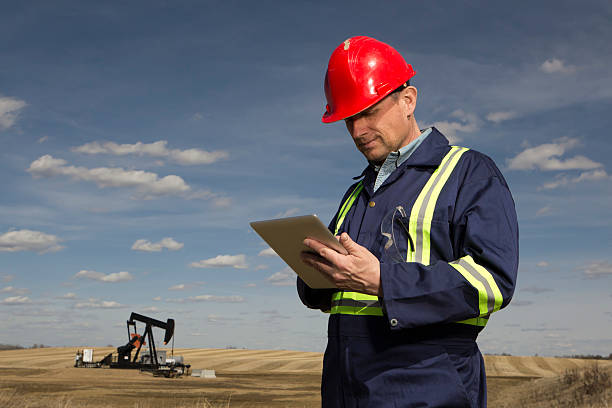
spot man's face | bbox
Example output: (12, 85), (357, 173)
(344, 90), (415, 164)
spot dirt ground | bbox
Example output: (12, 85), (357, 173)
(0, 347), (609, 407)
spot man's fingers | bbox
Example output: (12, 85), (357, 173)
(303, 237), (345, 264)
(301, 251), (337, 277)
(339, 233), (359, 254)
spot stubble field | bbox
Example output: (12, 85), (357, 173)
(0, 347), (610, 407)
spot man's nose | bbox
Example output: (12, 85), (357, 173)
(346, 116), (368, 137)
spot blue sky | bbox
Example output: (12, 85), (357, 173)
(1, 1), (611, 356)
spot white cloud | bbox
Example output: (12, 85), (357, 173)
(1, 296), (31, 305)
(536, 261), (549, 268)
(274, 208), (301, 218)
(189, 254), (247, 269)
(71, 140), (229, 165)
(132, 237), (184, 252)
(74, 298), (123, 309)
(141, 306), (159, 313)
(152, 296), (162, 301)
(258, 247), (278, 257)
(38, 136), (49, 143)
(507, 138), (603, 171)
(540, 58), (576, 74)
(58, 292), (77, 299)
(74, 270), (133, 283)
(266, 268), (294, 286)
(166, 295), (245, 303)
(27, 155), (191, 199)
(540, 169), (609, 190)
(486, 111), (517, 123)
(521, 286), (553, 294)
(0, 286), (28, 295)
(0, 229), (64, 253)
(429, 110), (480, 143)
(168, 284), (187, 291)
(535, 206), (554, 217)
(0, 96), (27, 130)
(577, 261), (612, 279)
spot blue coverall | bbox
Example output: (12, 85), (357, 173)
(298, 128), (519, 407)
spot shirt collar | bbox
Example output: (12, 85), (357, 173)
(353, 127), (450, 180)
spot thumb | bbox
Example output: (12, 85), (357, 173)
(339, 233), (359, 254)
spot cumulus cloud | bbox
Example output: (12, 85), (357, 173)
(189, 254), (247, 269)
(74, 298), (123, 309)
(274, 208), (301, 218)
(58, 292), (77, 299)
(0, 96), (27, 130)
(540, 58), (576, 74)
(429, 110), (480, 143)
(72, 140), (229, 165)
(27, 155), (191, 199)
(486, 111), (517, 123)
(74, 270), (133, 283)
(577, 261), (612, 279)
(168, 284), (187, 291)
(0, 229), (64, 253)
(132, 237), (184, 252)
(521, 286), (554, 294)
(258, 247), (278, 257)
(535, 206), (554, 217)
(507, 138), (603, 171)
(0, 286), (28, 295)
(266, 268), (294, 286)
(1, 296), (31, 305)
(166, 295), (245, 303)
(540, 169), (609, 190)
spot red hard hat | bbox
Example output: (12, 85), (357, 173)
(322, 36), (416, 123)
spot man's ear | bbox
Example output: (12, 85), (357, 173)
(401, 86), (418, 116)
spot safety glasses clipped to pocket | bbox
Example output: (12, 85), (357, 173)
(380, 205), (414, 263)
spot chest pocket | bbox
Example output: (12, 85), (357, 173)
(330, 146), (469, 317)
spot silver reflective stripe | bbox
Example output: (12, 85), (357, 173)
(331, 299), (382, 309)
(452, 258), (495, 314)
(414, 147), (464, 263)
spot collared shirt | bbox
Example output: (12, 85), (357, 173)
(373, 128), (432, 192)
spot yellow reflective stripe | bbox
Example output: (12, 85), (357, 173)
(450, 255), (503, 316)
(334, 181), (364, 235)
(449, 261), (489, 316)
(330, 305), (384, 316)
(332, 291), (378, 301)
(462, 256), (503, 313)
(420, 147), (468, 265)
(408, 146), (466, 263)
(456, 317), (488, 327)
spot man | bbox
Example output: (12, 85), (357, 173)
(297, 36), (518, 407)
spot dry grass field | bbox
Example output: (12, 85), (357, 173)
(0, 347), (610, 407)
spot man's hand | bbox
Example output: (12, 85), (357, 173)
(300, 232), (381, 296)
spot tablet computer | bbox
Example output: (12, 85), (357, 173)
(250, 215), (346, 289)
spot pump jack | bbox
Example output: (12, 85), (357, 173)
(75, 312), (190, 378)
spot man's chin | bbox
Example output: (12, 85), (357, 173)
(362, 150), (386, 164)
